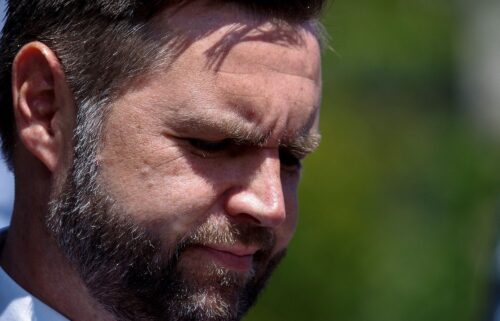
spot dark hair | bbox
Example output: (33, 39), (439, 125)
(0, 0), (326, 170)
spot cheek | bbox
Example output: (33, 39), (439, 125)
(98, 135), (222, 245)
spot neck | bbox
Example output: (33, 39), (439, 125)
(0, 166), (116, 321)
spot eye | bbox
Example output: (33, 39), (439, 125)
(279, 147), (302, 171)
(187, 138), (231, 154)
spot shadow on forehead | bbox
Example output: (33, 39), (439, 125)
(150, 2), (319, 72)
(204, 22), (308, 71)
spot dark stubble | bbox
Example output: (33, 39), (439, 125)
(45, 104), (286, 321)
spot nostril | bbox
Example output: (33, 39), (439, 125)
(237, 213), (261, 225)
(224, 185), (286, 228)
(223, 149), (286, 227)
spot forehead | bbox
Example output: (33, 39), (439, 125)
(121, 2), (322, 142)
(151, 2), (322, 76)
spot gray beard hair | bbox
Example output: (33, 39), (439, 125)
(45, 99), (286, 321)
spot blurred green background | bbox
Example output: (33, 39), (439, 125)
(245, 1), (500, 321)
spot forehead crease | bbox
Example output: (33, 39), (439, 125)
(217, 67), (319, 84)
(214, 73), (320, 115)
(211, 31), (320, 77)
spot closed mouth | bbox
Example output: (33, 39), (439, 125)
(191, 244), (260, 272)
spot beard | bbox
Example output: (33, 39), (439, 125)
(45, 117), (286, 321)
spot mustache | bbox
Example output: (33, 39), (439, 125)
(178, 217), (276, 258)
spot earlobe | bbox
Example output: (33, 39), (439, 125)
(12, 42), (73, 172)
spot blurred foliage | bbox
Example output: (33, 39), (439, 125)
(244, 0), (500, 320)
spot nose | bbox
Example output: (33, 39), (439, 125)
(224, 148), (286, 228)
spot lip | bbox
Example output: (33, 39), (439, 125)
(204, 244), (259, 257)
(196, 244), (259, 272)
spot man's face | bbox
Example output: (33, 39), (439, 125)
(48, 3), (321, 321)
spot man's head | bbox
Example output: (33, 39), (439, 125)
(0, 1), (324, 320)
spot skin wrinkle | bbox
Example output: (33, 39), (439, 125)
(98, 142), (181, 164)
(217, 91), (320, 121)
(163, 105), (320, 147)
(216, 68), (319, 82)
(215, 72), (319, 90)
(0, 2), (322, 321)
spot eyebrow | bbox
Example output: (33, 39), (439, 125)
(281, 132), (322, 158)
(171, 111), (321, 157)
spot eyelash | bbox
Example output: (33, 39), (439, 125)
(187, 138), (303, 170)
(187, 138), (231, 153)
(279, 147), (302, 170)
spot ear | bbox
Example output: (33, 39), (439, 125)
(12, 41), (75, 172)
